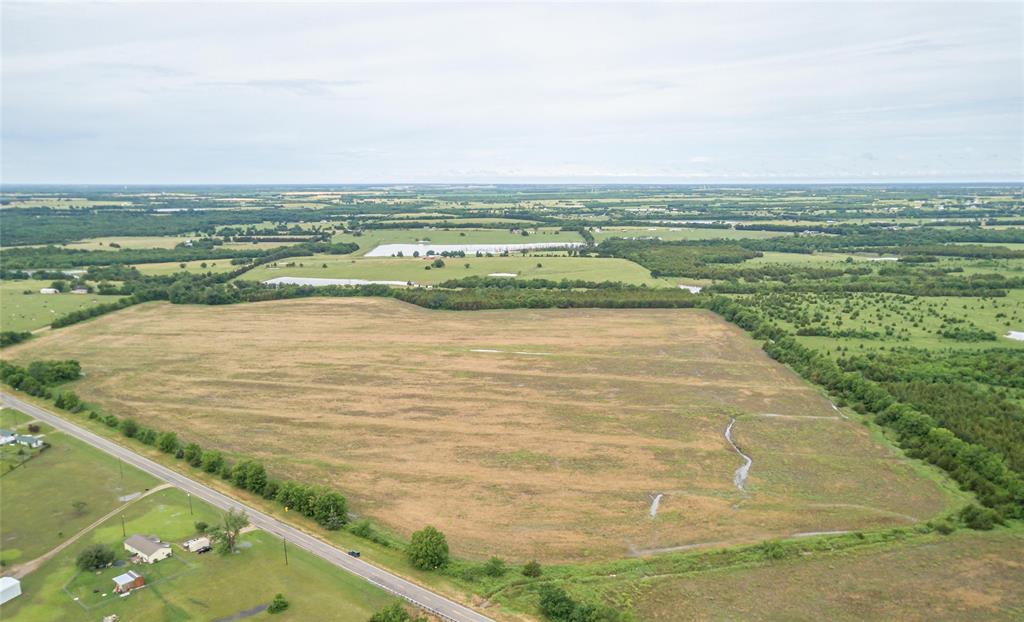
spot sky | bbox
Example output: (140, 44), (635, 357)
(2, 2), (1022, 184)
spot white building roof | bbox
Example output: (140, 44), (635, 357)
(113, 571), (141, 586)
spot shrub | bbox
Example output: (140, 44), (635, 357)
(156, 431), (179, 454)
(194, 521), (209, 533)
(522, 560), (543, 577)
(369, 602), (427, 622)
(103, 414), (119, 428)
(120, 418), (140, 438)
(267, 593), (289, 614)
(756, 539), (788, 561)
(54, 391), (82, 412)
(538, 584), (575, 621)
(960, 504), (1002, 530)
(183, 442), (203, 467)
(483, 556), (507, 577)
(406, 526), (449, 570)
(201, 450), (224, 473)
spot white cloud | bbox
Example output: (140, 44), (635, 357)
(2, 2), (1021, 183)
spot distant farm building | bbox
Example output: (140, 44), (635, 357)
(0, 429), (15, 445)
(0, 577), (22, 605)
(70, 287), (89, 294)
(112, 570), (144, 594)
(182, 536), (211, 553)
(124, 535), (172, 564)
(38, 288), (59, 295)
(15, 435), (43, 449)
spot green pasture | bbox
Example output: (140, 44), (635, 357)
(746, 290), (1024, 352)
(63, 237), (193, 251)
(592, 226), (782, 242)
(245, 253), (673, 287)
(0, 430), (157, 564)
(331, 227), (583, 255)
(0, 281), (125, 332)
(134, 260), (239, 276)
(4, 488), (395, 622)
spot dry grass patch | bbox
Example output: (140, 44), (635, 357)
(6, 299), (952, 561)
(634, 529), (1024, 621)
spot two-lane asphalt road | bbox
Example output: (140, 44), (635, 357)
(0, 392), (494, 622)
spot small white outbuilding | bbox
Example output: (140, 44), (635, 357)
(0, 576), (22, 605)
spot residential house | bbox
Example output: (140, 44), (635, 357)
(0, 429), (15, 445)
(15, 435), (43, 449)
(112, 571), (144, 594)
(123, 535), (172, 564)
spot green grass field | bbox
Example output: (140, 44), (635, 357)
(134, 260), (239, 276)
(0, 281), (125, 332)
(0, 423), (400, 622)
(0, 430), (157, 564)
(247, 253), (674, 287)
(332, 227), (583, 256)
(63, 236), (193, 251)
(3, 488), (397, 622)
(592, 226), (783, 242)
(746, 290), (1024, 352)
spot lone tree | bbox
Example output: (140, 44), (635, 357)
(76, 544), (115, 570)
(210, 508), (250, 554)
(406, 526), (449, 570)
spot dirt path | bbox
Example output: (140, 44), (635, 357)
(4, 482), (172, 579)
(724, 418), (752, 491)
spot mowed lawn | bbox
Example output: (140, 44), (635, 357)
(5, 299), (955, 562)
(0, 430), (157, 565)
(0, 438), (399, 621)
(0, 281), (124, 332)
(632, 527), (1024, 621)
(247, 253), (673, 287)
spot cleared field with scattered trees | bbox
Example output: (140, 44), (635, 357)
(6, 298), (954, 562)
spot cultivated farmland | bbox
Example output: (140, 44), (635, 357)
(6, 298), (954, 561)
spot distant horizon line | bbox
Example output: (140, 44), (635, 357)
(2, 180), (1022, 188)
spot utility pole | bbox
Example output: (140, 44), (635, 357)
(119, 458), (123, 481)
(187, 493), (193, 516)
(283, 538), (288, 565)
(120, 514), (126, 538)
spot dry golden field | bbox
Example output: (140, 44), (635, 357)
(633, 529), (1024, 621)
(6, 299), (953, 561)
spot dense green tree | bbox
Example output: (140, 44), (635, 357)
(406, 526), (449, 570)
(76, 544), (115, 570)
